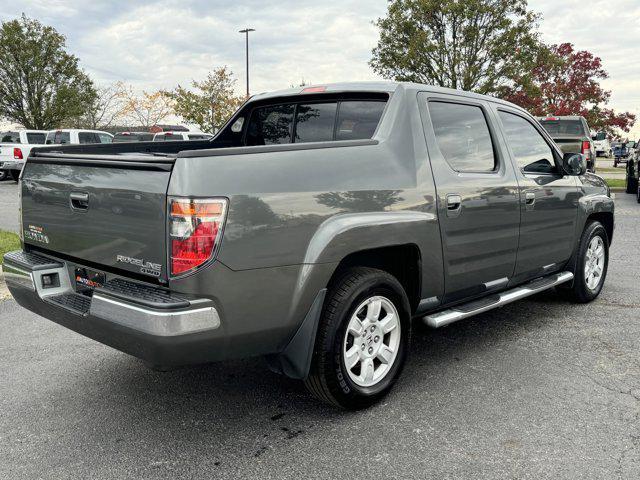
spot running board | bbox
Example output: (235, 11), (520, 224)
(423, 271), (574, 329)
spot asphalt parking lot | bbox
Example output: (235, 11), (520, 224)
(1, 183), (639, 479)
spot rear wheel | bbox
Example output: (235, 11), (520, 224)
(614, 159), (619, 168)
(10, 170), (19, 182)
(0, 171), (6, 181)
(304, 267), (410, 409)
(561, 222), (609, 303)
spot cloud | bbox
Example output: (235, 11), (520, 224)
(2, 0), (638, 136)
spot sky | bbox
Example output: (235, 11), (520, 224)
(1, 0), (639, 136)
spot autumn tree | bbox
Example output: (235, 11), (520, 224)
(370, 0), (541, 94)
(0, 14), (96, 129)
(120, 85), (174, 128)
(71, 82), (128, 129)
(165, 67), (243, 133)
(501, 43), (636, 134)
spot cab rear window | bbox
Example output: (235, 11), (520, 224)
(244, 98), (387, 146)
(539, 120), (584, 135)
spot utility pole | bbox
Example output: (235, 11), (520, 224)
(239, 28), (255, 97)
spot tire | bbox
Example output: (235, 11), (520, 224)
(614, 160), (618, 168)
(304, 267), (411, 409)
(637, 185), (640, 204)
(561, 221), (609, 303)
(10, 170), (19, 182)
(0, 171), (6, 181)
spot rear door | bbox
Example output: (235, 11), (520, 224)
(420, 94), (520, 303)
(496, 108), (578, 284)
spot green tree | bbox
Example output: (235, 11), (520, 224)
(370, 0), (541, 94)
(166, 67), (243, 134)
(0, 14), (96, 129)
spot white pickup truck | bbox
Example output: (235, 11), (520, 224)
(593, 131), (612, 158)
(45, 129), (114, 146)
(152, 131), (214, 141)
(0, 130), (47, 181)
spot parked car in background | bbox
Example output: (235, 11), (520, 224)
(152, 131), (213, 141)
(538, 116), (596, 172)
(4, 82), (614, 409)
(0, 129), (47, 181)
(593, 131), (611, 157)
(613, 142), (630, 167)
(45, 129), (114, 145)
(113, 131), (154, 143)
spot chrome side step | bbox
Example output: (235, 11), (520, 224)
(423, 271), (574, 329)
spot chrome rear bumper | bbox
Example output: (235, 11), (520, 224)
(3, 250), (223, 366)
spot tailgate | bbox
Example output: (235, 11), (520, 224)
(552, 136), (583, 154)
(21, 153), (175, 282)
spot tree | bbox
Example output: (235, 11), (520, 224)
(120, 85), (174, 128)
(0, 14), (96, 129)
(501, 43), (636, 134)
(71, 82), (127, 129)
(166, 67), (243, 133)
(370, 0), (541, 95)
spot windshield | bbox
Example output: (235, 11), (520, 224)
(539, 120), (584, 136)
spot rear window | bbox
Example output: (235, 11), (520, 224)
(114, 133), (154, 142)
(187, 134), (212, 140)
(595, 132), (606, 141)
(539, 120), (584, 135)
(294, 103), (337, 143)
(154, 134), (183, 142)
(46, 131), (71, 144)
(245, 99), (386, 146)
(336, 101), (386, 141)
(0, 131), (20, 143)
(26, 133), (46, 144)
(429, 101), (496, 172)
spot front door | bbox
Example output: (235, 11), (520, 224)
(495, 108), (579, 284)
(420, 94), (521, 304)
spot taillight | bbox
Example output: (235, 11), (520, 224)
(13, 147), (23, 160)
(581, 141), (591, 154)
(169, 198), (227, 276)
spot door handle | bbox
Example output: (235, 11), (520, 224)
(525, 191), (536, 210)
(446, 194), (462, 217)
(70, 192), (89, 211)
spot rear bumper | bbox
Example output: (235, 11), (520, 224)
(2, 251), (227, 366)
(0, 161), (23, 171)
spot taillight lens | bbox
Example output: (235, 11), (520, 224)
(13, 147), (23, 160)
(169, 198), (227, 276)
(581, 141), (591, 155)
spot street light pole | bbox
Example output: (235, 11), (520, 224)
(239, 28), (255, 97)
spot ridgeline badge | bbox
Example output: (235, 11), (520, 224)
(116, 255), (162, 277)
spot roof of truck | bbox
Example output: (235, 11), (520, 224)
(249, 81), (529, 113)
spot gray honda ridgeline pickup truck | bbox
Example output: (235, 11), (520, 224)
(4, 82), (614, 409)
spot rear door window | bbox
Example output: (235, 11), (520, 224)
(246, 104), (295, 145)
(336, 101), (386, 140)
(294, 103), (337, 143)
(46, 131), (71, 144)
(499, 111), (557, 174)
(1, 131), (20, 143)
(79, 132), (98, 144)
(26, 133), (46, 144)
(429, 101), (496, 172)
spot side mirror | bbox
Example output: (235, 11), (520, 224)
(562, 153), (587, 176)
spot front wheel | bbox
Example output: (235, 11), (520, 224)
(561, 222), (609, 303)
(304, 267), (410, 409)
